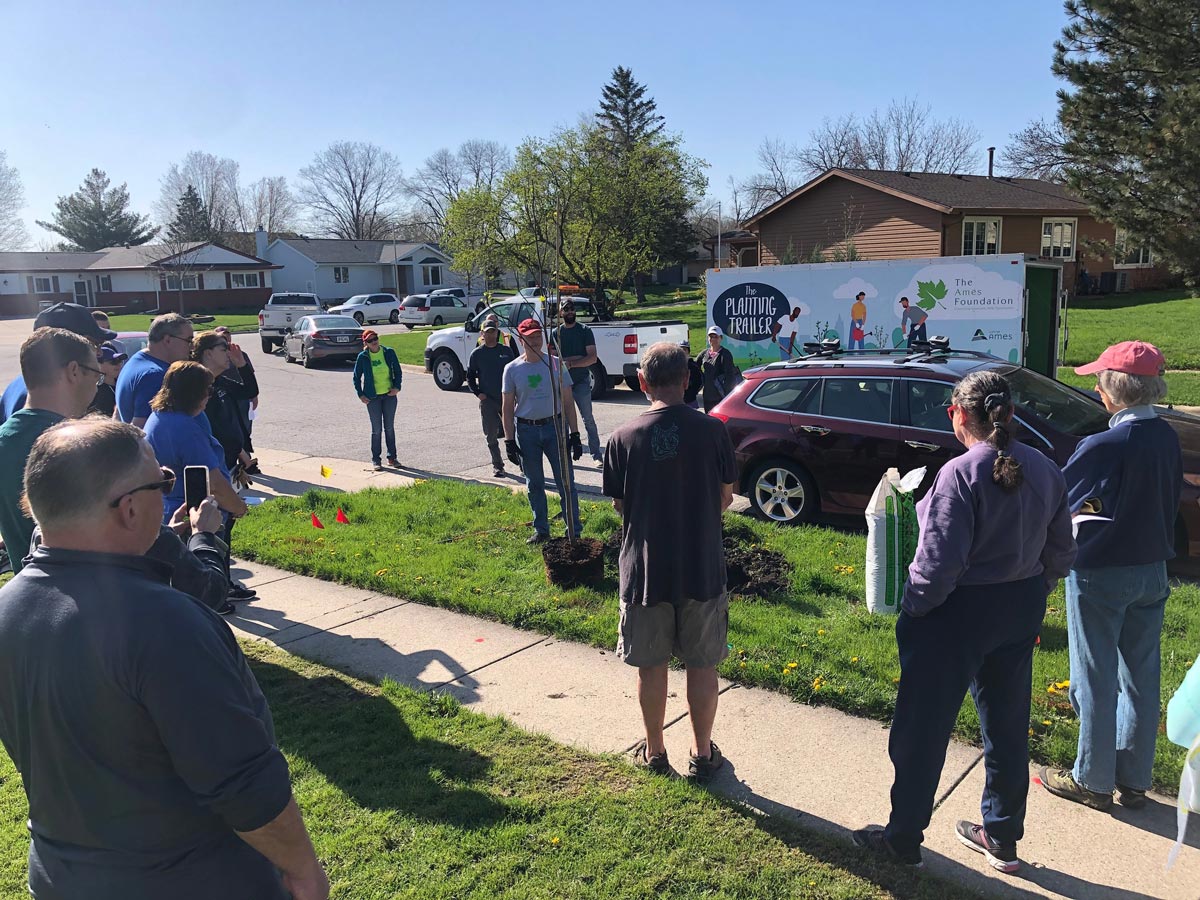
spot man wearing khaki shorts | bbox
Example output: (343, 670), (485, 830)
(602, 342), (736, 782)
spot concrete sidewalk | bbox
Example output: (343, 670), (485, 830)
(228, 559), (1200, 900)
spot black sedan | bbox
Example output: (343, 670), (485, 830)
(282, 315), (363, 368)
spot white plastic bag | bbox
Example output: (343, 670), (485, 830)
(864, 467), (925, 615)
(1167, 735), (1200, 870)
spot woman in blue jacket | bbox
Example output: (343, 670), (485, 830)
(352, 330), (403, 470)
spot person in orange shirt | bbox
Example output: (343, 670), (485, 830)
(849, 291), (868, 350)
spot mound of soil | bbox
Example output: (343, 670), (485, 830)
(543, 537), (605, 588)
(723, 537), (793, 598)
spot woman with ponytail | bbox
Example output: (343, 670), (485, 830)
(854, 370), (1076, 874)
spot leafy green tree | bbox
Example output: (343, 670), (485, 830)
(36, 168), (158, 251)
(1054, 0), (1200, 284)
(165, 184), (213, 242)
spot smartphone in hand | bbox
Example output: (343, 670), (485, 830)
(183, 466), (210, 511)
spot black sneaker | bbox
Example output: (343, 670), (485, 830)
(1115, 784), (1148, 809)
(631, 741), (678, 779)
(228, 582), (257, 601)
(493, 467), (506, 478)
(955, 821), (1019, 874)
(687, 741), (725, 784)
(216, 601), (236, 616)
(851, 826), (923, 868)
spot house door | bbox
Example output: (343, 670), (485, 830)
(73, 280), (93, 307)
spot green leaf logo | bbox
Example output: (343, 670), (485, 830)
(916, 279), (947, 311)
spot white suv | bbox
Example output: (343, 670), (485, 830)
(326, 293), (401, 325)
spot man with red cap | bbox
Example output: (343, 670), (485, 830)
(1040, 341), (1183, 812)
(501, 317), (583, 544)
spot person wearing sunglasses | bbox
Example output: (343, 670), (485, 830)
(115, 312), (195, 428)
(0, 328), (101, 575)
(854, 370), (1075, 874)
(352, 329), (403, 471)
(0, 418), (328, 900)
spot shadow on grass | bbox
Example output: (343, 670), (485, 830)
(249, 656), (507, 829)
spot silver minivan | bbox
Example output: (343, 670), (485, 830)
(398, 293), (472, 328)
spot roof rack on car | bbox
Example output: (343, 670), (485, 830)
(895, 336), (1000, 365)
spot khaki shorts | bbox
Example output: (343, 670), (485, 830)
(617, 594), (730, 669)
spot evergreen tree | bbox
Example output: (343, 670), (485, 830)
(1054, 0), (1200, 284)
(166, 184), (213, 242)
(596, 66), (664, 151)
(36, 168), (158, 251)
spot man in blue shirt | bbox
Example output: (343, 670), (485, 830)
(116, 313), (195, 427)
(0, 302), (115, 425)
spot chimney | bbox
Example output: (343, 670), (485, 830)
(255, 224), (267, 259)
(987, 147), (996, 179)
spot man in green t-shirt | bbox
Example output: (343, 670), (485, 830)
(0, 328), (101, 574)
(551, 300), (602, 463)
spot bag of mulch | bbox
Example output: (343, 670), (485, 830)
(864, 467), (925, 615)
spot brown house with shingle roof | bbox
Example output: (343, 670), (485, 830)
(741, 169), (1168, 295)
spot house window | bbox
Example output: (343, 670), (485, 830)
(1115, 228), (1152, 268)
(96, 275), (112, 292)
(33, 277), (54, 293)
(166, 274), (198, 291)
(333, 266), (350, 284)
(421, 265), (442, 286)
(962, 217), (1002, 256)
(1041, 218), (1077, 261)
(231, 272), (261, 288)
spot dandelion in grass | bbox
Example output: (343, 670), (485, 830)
(1042, 719), (1052, 726)
(1055, 679), (1070, 690)
(850, 657), (859, 663)
(374, 568), (389, 577)
(892, 676), (900, 683)
(817, 629), (826, 636)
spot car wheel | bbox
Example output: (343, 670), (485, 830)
(302, 347), (314, 369)
(404, 324), (414, 330)
(389, 309), (399, 324)
(261, 337), (274, 354)
(589, 363), (608, 400)
(624, 375), (643, 394)
(432, 351), (464, 391)
(433, 315), (444, 326)
(748, 460), (817, 525)
(283, 342), (294, 364)
(353, 312), (364, 325)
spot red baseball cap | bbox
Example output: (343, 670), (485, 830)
(516, 318), (543, 337)
(361, 329), (379, 343)
(1074, 340), (1165, 377)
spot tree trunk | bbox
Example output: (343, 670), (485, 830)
(634, 272), (647, 304)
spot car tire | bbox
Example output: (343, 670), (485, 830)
(302, 347), (314, 369)
(589, 363), (608, 400)
(389, 309), (399, 324)
(747, 459), (818, 525)
(433, 315), (444, 326)
(624, 375), (643, 394)
(404, 324), (414, 330)
(261, 337), (274, 354)
(283, 342), (294, 364)
(432, 351), (464, 391)
(353, 312), (364, 325)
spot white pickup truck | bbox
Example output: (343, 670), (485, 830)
(258, 292), (324, 353)
(424, 296), (689, 399)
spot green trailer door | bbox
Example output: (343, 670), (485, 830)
(1024, 266), (1060, 377)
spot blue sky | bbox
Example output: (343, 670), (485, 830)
(2, 0), (1069, 242)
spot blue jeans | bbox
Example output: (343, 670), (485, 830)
(366, 394), (397, 464)
(570, 380), (602, 460)
(517, 420), (581, 538)
(1067, 562), (1169, 793)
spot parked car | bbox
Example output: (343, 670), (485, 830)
(258, 292), (323, 353)
(326, 293), (401, 325)
(710, 344), (1200, 565)
(282, 315), (363, 368)
(114, 331), (149, 356)
(423, 297), (688, 399)
(398, 292), (472, 328)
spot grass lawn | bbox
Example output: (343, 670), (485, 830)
(0, 643), (973, 899)
(617, 300), (708, 351)
(1058, 368), (1200, 408)
(235, 481), (1198, 792)
(107, 313), (261, 334)
(378, 324), (458, 368)
(1064, 291), (1200, 371)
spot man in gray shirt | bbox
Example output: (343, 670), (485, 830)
(899, 296), (929, 346)
(502, 317), (583, 544)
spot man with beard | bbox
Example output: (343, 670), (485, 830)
(551, 299), (603, 463)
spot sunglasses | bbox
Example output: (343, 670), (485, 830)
(108, 466), (176, 508)
(77, 362), (103, 378)
(365, 338), (379, 344)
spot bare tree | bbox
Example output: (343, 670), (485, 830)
(459, 139), (510, 192)
(403, 140), (511, 241)
(794, 115), (864, 176)
(1000, 118), (1070, 182)
(236, 176), (298, 234)
(297, 141), (405, 240)
(737, 137), (804, 216)
(155, 152), (241, 233)
(0, 151), (29, 250)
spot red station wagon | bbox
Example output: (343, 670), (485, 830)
(710, 342), (1200, 566)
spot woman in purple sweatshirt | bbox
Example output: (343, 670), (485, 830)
(854, 370), (1076, 874)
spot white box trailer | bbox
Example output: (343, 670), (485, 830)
(705, 253), (1065, 377)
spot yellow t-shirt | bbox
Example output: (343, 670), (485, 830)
(851, 299), (866, 323)
(369, 350), (392, 395)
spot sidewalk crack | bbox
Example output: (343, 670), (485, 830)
(424, 636), (551, 691)
(275, 600), (411, 647)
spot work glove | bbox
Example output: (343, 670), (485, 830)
(569, 431), (583, 461)
(505, 439), (522, 467)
